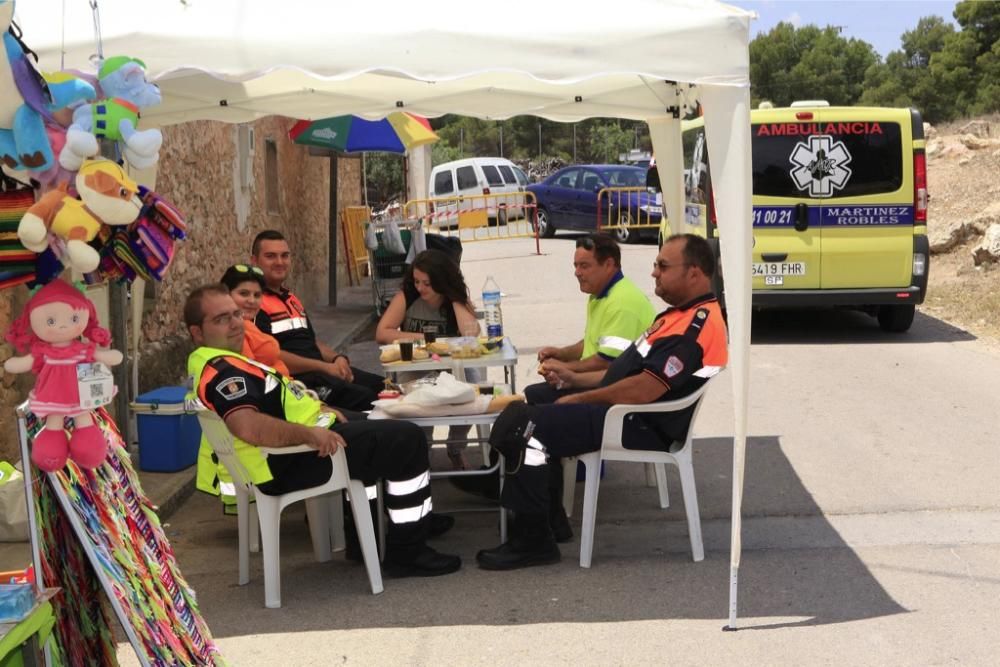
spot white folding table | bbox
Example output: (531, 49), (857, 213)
(368, 408), (507, 541)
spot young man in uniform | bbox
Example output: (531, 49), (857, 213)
(185, 284), (461, 577)
(476, 234), (728, 570)
(251, 230), (384, 412)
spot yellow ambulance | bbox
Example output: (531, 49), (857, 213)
(656, 102), (929, 332)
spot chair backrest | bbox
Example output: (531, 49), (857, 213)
(340, 206), (372, 284)
(601, 374), (720, 453)
(196, 411), (256, 491)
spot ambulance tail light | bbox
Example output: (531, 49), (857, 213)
(914, 151), (928, 223)
(912, 252), (927, 277)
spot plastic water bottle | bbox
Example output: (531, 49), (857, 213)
(482, 275), (504, 339)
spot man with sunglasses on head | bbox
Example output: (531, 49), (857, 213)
(251, 230), (384, 412)
(531, 233), (655, 403)
(185, 284), (461, 577)
(476, 234), (727, 570)
(514, 233), (655, 541)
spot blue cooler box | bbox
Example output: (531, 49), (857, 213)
(132, 386), (201, 472)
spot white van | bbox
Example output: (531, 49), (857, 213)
(428, 157), (528, 227)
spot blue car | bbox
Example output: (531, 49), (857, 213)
(526, 164), (661, 243)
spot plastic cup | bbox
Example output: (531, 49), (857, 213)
(399, 341), (414, 362)
(423, 326), (438, 343)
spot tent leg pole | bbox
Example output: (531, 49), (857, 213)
(724, 565), (739, 631)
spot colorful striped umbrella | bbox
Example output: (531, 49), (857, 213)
(288, 112), (438, 154)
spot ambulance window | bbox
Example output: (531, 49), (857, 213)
(498, 165), (517, 184)
(482, 165), (504, 186)
(752, 122), (904, 198)
(434, 170), (455, 195)
(456, 166), (478, 190)
(512, 167), (529, 185)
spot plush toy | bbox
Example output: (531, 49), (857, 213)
(18, 158), (143, 273)
(0, 2), (95, 173)
(3, 279), (123, 471)
(60, 56), (163, 171)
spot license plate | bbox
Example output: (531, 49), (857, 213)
(753, 262), (806, 277)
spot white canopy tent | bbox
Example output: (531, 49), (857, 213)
(17, 0), (755, 627)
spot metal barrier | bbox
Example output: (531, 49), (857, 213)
(596, 186), (662, 242)
(402, 191), (541, 254)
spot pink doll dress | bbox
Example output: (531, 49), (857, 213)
(27, 340), (97, 417)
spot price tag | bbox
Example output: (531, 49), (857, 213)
(77, 362), (115, 409)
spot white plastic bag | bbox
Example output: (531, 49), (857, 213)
(406, 224), (427, 263)
(403, 371), (476, 406)
(383, 219), (407, 255)
(364, 221), (378, 251)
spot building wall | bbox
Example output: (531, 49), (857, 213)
(0, 116), (363, 462)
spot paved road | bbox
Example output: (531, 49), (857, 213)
(120, 235), (1000, 665)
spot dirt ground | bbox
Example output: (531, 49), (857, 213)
(921, 115), (1000, 347)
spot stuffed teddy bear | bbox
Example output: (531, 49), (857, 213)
(18, 158), (143, 273)
(0, 1), (95, 173)
(60, 56), (163, 171)
(3, 279), (123, 471)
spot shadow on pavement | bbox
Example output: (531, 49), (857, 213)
(750, 308), (975, 345)
(168, 435), (905, 636)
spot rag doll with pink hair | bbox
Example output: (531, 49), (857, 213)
(4, 280), (123, 471)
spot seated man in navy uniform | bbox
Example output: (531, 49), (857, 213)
(185, 284), (460, 577)
(476, 234), (728, 570)
(251, 229), (384, 412)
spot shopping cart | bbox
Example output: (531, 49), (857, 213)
(367, 219), (419, 315)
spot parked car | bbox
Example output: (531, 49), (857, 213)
(526, 164), (660, 242)
(427, 157), (528, 227)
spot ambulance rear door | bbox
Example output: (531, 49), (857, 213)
(751, 112), (824, 291)
(815, 109), (914, 289)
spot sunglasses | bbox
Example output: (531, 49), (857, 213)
(231, 264), (263, 276)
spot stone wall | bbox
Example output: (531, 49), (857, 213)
(0, 116), (363, 461)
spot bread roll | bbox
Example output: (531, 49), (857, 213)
(426, 341), (450, 355)
(487, 394), (526, 412)
(380, 347), (401, 363)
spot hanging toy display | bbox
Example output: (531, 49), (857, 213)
(17, 157), (143, 273)
(3, 279), (122, 471)
(59, 55), (163, 172)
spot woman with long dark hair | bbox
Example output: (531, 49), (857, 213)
(376, 250), (481, 469)
(376, 249), (479, 343)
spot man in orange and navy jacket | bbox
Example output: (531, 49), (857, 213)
(477, 233), (728, 571)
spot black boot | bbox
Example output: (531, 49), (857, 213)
(384, 545), (462, 577)
(476, 514), (560, 571)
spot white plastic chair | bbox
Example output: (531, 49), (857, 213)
(578, 378), (716, 568)
(196, 411), (383, 607)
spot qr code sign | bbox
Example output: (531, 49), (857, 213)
(90, 384), (105, 398)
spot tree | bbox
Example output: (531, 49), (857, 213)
(587, 122), (633, 163)
(749, 23), (878, 106)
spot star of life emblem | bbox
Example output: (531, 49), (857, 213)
(790, 135), (852, 197)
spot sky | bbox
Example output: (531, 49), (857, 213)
(730, 1), (960, 56)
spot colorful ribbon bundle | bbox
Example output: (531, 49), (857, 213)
(0, 180), (38, 289)
(29, 409), (226, 666)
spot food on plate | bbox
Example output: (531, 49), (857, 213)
(478, 336), (503, 353)
(426, 341), (450, 356)
(450, 337), (482, 359)
(487, 394), (525, 412)
(377, 390), (401, 400)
